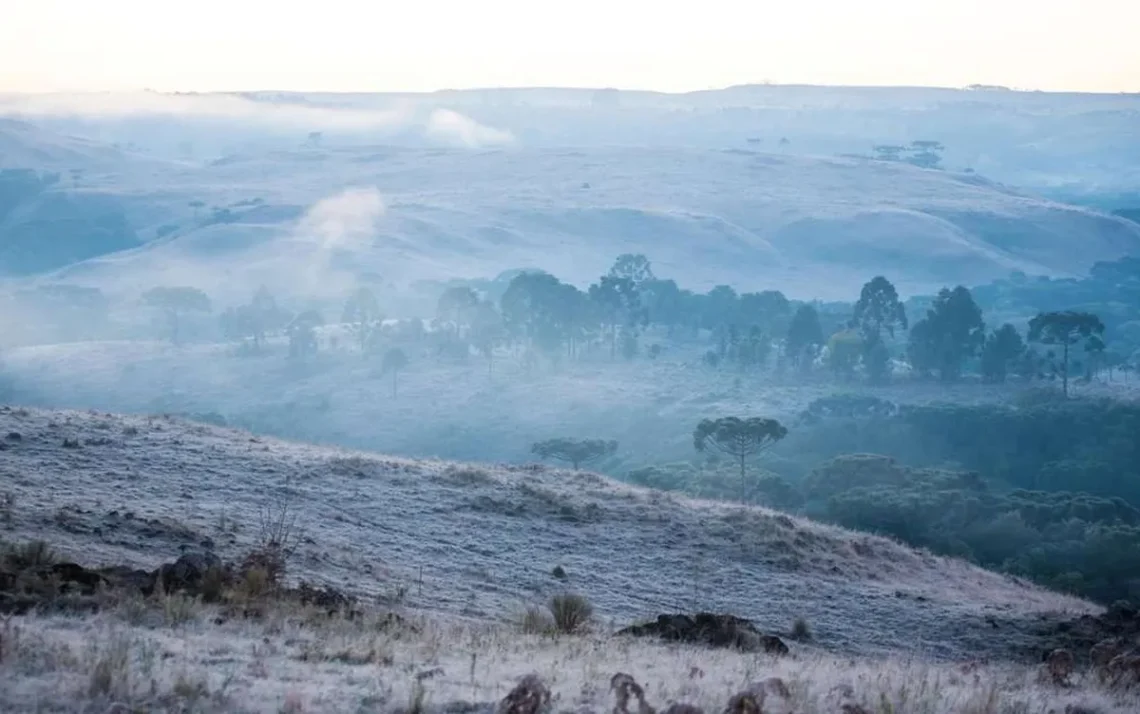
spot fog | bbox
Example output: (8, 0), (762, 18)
(3, 85), (1140, 604)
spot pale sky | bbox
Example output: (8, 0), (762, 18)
(2, 0), (1137, 93)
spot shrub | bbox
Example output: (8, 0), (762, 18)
(791, 617), (812, 642)
(548, 593), (593, 634)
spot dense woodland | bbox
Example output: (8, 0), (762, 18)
(628, 393), (1140, 605)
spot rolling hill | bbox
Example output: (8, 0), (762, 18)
(5, 142), (1139, 302)
(0, 405), (1094, 664)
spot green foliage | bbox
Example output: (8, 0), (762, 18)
(812, 454), (1140, 603)
(786, 304), (825, 370)
(826, 328), (862, 381)
(853, 276), (907, 340)
(531, 438), (618, 469)
(906, 286), (985, 382)
(608, 253), (655, 285)
(980, 323), (1027, 383)
(626, 461), (800, 508)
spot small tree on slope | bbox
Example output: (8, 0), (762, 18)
(531, 438), (618, 470)
(693, 416), (788, 502)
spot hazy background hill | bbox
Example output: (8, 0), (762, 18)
(2, 86), (1139, 300)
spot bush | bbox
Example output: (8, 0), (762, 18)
(548, 593), (593, 634)
(791, 617), (812, 642)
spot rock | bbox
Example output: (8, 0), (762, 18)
(614, 612), (789, 654)
(99, 565), (159, 595)
(5, 432), (22, 441)
(1045, 648), (1075, 685)
(157, 551), (223, 594)
(498, 674), (550, 714)
(49, 562), (110, 594)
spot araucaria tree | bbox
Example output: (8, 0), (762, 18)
(141, 286), (212, 345)
(531, 438), (618, 470)
(906, 286), (985, 382)
(381, 347), (409, 397)
(853, 276), (907, 382)
(1028, 311), (1105, 396)
(693, 416), (788, 501)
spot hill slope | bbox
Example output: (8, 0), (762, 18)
(14, 145), (1140, 301)
(0, 406), (1094, 663)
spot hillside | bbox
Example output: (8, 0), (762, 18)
(0, 405), (1095, 665)
(8, 145), (1139, 301)
(2, 94), (1140, 297)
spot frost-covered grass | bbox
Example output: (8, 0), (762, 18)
(0, 405), (1094, 667)
(1, 602), (1136, 714)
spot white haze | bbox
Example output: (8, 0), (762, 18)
(425, 108), (516, 148)
(0, 91), (516, 149)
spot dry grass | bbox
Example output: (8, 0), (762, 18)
(1, 603), (1138, 714)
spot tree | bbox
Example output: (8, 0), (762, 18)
(381, 347), (409, 397)
(739, 290), (790, 336)
(470, 300), (505, 375)
(702, 285), (739, 331)
(501, 271), (587, 355)
(531, 438), (618, 470)
(853, 276), (907, 384)
(980, 324), (1027, 383)
(1028, 311), (1106, 396)
(853, 276), (907, 341)
(693, 416), (788, 501)
(827, 327), (862, 381)
(906, 286), (985, 382)
(786, 304), (825, 370)
(220, 286), (288, 351)
(287, 310), (323, 359)
(436, 286), (481, 338)
(141, 286), (211, 345)
(608, 254), (655, 286)
(342, 287), (382, 353)
(588, 276), (644, 358)
(641, 278), (683, 332)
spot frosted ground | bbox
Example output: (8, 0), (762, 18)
(0, 406), (1094, 662)
(4, 610), (1138, 713)
(3, 405), (1136, 713)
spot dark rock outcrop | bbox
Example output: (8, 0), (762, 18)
(614, 612), (789, 654)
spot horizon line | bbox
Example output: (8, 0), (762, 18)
(3, 81), (1138, 98)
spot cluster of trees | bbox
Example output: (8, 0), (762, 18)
(86, 252), (1128, 402)
(628, 394), (1140, 604)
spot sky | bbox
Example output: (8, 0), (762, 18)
(2, 0), (1137, 94)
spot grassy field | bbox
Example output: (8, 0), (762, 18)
(2, 600), (1136, 714)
